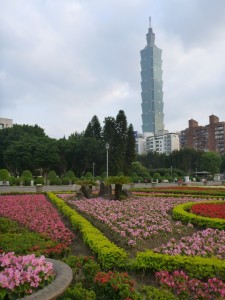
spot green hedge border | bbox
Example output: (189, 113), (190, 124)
(172, 201), (225, 229)
(129, 250), (225, 280)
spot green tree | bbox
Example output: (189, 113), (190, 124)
(125, 124), (136, 174)
(102, 117), (117, 176)
(84, 115), (102, 140)
(131, 161), (150, 181)
(221, 154), (225, 173)
(169, 148), (202, 175)
(1, 125), (60, 176)
(200, 151), (222, 175)
(114, 110), (128, 174)
(56, 137), (69, 176)
(68, 133), (105, 177)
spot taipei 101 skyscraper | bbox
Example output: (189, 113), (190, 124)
(140, 17), (164, 134)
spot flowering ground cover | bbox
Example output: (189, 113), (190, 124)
(0, 252), (55, 299)
(191, 203), (225, 219)
(64, 196), (205, 248)
(153, 228), (225, 259)
(156, 270), (225, 299)
(0, 194), (74, 246)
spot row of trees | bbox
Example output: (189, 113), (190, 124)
(0, 109), (224, 182)
(0, 110), (135, 178)
(137, 148), (225, 177)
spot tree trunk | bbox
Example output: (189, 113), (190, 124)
(115, 183), (122, 200)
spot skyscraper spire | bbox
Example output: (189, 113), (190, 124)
(146, 16), (155, 46)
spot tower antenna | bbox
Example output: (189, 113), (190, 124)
(149, 16), (151, 28)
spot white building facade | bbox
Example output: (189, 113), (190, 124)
(0, 118), (13, 129)
(135, 132), (180, 155)
(146, 133), (180, 154)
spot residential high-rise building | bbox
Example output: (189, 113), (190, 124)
(180, 115), (225, 154)
(140, 17), (164, 134)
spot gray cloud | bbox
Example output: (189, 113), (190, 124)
(1, 0), (225, 138)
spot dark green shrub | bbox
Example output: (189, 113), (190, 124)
(62, 177), (70, 185)
(9, 176), (20, 186)
(20, 170), (33, 186)
(54, 177), (62, 185)
(153, 173), (161, 182)
(0, 169), (10, 181)
(63, 256), (100, 288)
(140, 285), (178, 299)
(85, 172), (93, 179)
(59, 283), (96, 300)
(47, 170), (58, 184)
(34, 177), (45, 185)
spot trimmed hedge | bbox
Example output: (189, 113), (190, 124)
(172, 201), (225, 229)
(47, 192), (127, 269)
(129, 250), (225, 280)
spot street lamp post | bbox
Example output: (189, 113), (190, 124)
(171, 165), (173, 180)
(92, 162), (95, 180)
(106, 143), (109, 178)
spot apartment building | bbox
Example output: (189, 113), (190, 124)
(180, 115), (225, 154)
(146, 133), (180, 155)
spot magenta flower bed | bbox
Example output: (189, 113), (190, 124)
(154, 228), (225, 259)
(0, 194), (74, 245)
(156, 270), (225, 299)
(66, 196), (205, 247)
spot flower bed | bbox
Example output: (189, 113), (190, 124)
(0, 252), (55, 299)
(156, 270), (225, 299)
(154, 228), (225, 259)
(65, 197), (206, 247)
(0, 194), (74, 245)
(191, 202), (225, 219)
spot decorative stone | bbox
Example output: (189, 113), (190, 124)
(36, 184), (43, 193)
(80, 185), (92, 198)
(20, 259), (73, 300)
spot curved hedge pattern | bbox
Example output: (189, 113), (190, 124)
(172, 200), (225, 229)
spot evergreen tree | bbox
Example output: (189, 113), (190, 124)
(114, 110), (128, 174)
(84, 115), (102, 140)
(125, 124), (136, 174)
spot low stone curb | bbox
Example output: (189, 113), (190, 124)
(20, 259), (73, 300)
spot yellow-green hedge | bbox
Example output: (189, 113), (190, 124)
(129, 250), (225, 280)
(47, 192), (127, 269)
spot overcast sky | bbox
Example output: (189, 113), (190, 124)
(1, 0), (225, 139)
